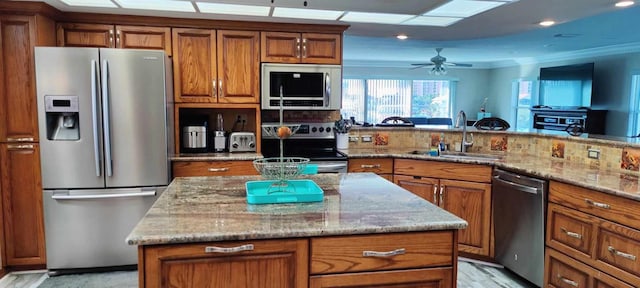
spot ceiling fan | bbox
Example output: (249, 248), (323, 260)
(411, 48), (473, 75)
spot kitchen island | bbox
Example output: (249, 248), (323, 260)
(127, 173), (467, 288)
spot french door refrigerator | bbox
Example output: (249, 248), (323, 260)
(34, 47), (172, 273)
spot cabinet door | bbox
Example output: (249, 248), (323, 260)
(142, 239), (308, 288)
(115, 25), (171, 55)
(261, 31), (300, 63)
(56, 23), (114, 47)
(302, 33), (341, 64)
(172, 28), (217, 103)
(0, 143), (46, 266)
(440, 179), (492, 256)
(394, 175), (439, 205)
(0, 15), (39, 142)
(217, 30), (260, 104)
(310, 268), (453, 288)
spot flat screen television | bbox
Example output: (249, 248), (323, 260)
(538, 63), (594, 109)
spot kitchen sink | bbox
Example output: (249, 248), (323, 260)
(407, 150), (502, 161)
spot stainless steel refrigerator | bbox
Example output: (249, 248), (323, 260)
(34, 47), (172, 273)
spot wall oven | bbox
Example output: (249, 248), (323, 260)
(261, 63), (342, 110)
(261, 122), (347, 173)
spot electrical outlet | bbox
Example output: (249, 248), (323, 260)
(587, 148), (600, 159)
(361, 135), (372, 142)
(236, 114), (248, 124)
(349, 136), (359, 142)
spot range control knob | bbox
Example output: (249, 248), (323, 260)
(319, 127), (324, 132)
(311, 127), (317, 133)
(326, 127), (332, 133)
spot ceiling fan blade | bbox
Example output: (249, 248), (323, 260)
(444, 62), (472, 67)
(410, 63), (435, 70)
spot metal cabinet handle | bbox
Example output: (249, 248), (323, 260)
(109, 29), (114, 46)
(295, 37), (301, 57)
(585, 199), (610, 209)
(212, 79), (217, 97)
(205, 244), (254, 253)
(560, 227), (583, 240)
(208, 167), (230, 172)
(363, 248), (405, 257)
(608, 246), (637, 261)
(433, 185), (438, 203)
(557, 274), (579, 287)
(439, 185), (445, 205)
(360, 164), (381, 169)
(116, 30), (121, 44)
(302, 38), (307, 58)
(7, 137), (34, 142)
(219, 79), (223, 98)
(7, 144), (34, 150)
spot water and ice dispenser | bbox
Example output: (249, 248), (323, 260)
(44, 95), (80, 141)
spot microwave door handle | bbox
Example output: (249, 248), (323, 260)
(325, 72), (330, 108)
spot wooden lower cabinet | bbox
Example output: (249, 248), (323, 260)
(0, 143), (46, 266)
(309, 268), (453, 288)
(139, 231), (458, 288)
(395, 176), (491, 256)
(172, 160), (258, 177)
(140, 239), (308, 288)
(348, 158), (393, 181)
(545, 248), (633, 288)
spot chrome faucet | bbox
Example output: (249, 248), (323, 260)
(455, 110), (474, 152)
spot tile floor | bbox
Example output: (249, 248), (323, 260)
(0, 260), (536, 288)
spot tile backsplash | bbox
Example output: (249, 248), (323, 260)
(348, 127), (635, 175)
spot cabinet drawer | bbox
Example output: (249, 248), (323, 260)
(547, 203), (595, 258)
(310, 231), (454, 274)
(394, 159), (491, 183)
(597, 222), (640, 283)
(172, 160), (258, 177)
(348, 158), (393, 174)
(546, 248), (634, 288)
(309, 267), (453, 288)
(549, 181), (640, 230)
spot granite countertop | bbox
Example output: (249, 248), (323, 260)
(171, 152), (262, 161)
(126, 173), (467, 246)
(343, 148), (640, 202)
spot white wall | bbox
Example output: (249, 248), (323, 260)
(343, 66), (492, 119)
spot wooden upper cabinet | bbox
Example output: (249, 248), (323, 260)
(115, 25), (171, 55)
(1, 143), (46, 266)
(261, 31), (341, 64)
(57, 23), (114, 48)
(172, 28), (217, 103)
(217, 30), (260, 103)
(0, 14), (54, 143)
(57, 23), (171, 55)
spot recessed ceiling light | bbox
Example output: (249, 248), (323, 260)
(197, 2), (270, 16)
(615, 1), (635, 7)
(340, 12), (414, 24)
(402, 16), (463, 27)
(539, 20), (555, 27)
(273, 7), (343, 20)
(424, 0), (506, 18)
(396, 34), (408, 40)
(59, 0), (117, 8)
(114, 0), (195, 12)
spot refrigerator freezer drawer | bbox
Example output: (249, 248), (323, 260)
(43, 187), (165, 270)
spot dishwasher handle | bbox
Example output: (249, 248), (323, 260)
(493, 175), (540, 194)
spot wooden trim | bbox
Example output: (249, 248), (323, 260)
(176, 103), (260, 109)
(452, 230), (459, 288)
(0, 2), (62, 19)
(138, 246), (145, 288)
(60, 12), (349, 33)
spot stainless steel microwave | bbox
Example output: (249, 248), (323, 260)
(261, 63), (342, 110)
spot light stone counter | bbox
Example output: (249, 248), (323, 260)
(127, 173), (467, 246)
(343, 148), (640, 202)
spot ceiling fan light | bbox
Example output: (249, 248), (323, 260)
(429, 65), (446, 75)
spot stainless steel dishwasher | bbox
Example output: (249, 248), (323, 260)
(493, 168), (547, 287)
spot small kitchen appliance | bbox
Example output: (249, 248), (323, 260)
(229, 132), (256, 152)
(182, 126), (207, 151)
(213, 113), (226, 152)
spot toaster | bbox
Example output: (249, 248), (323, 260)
(229, 132), (256, 152)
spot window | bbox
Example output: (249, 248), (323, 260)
(341, 79), (453, 123)
(513, 79), (536, 131)
(628, 74), (640, 136)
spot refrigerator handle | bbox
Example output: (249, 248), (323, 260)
(91, 60), (101, 177)
(102, 60), (113, 177)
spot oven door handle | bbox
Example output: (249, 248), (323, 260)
(316, 163), (347, 173)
